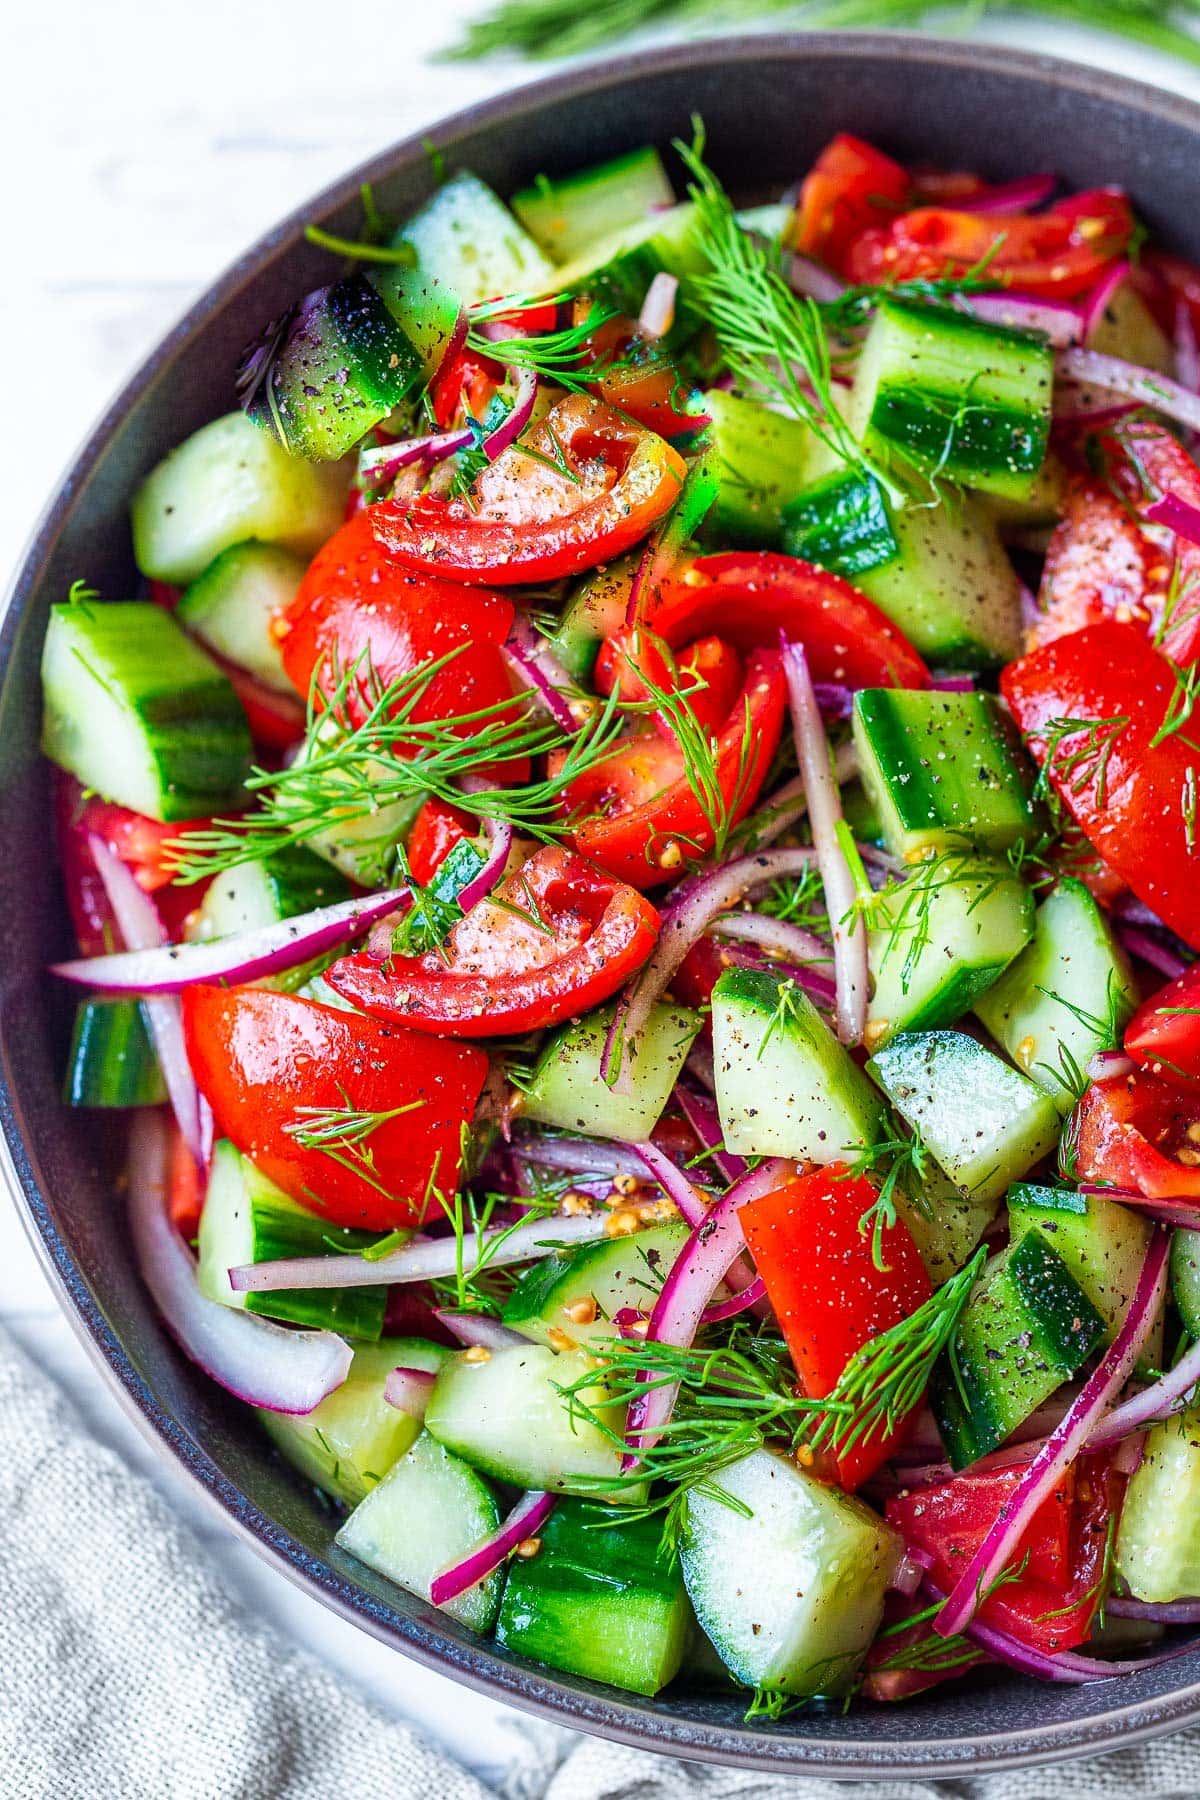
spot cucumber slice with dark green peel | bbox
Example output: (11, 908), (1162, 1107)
(1008, 1183), (1154, 1342)
(396, 171), (554, 306)
(260, 1336), (447, 1508)
(197, 1140), (387, 1339)
(512, 147), (675, 265)
(131, 412), (350, 586)
(852, 689), (1042, 861)
(194, 845), (352, 942)
(502, 1222), (689, 1350)
(865, 855), (1034, 1051)
(851, 297), (1054, 500)
(974, 878), (1138, 1115)
(549, 557), (635, 682)
(681, 1449), (902, 1696)
(712, 966), (886, 1163)
(520, 1000), (701, 1141)
(699, 389), (818, 547)
(1171, 1230), (1200, 1337)
(371, 262), (465, 380)
(41, 601), (252, 821)
(541, 203), (706, 310)
(782, 468), (1023, 669)
(177, 542), (304, 691)
(495, 1500), (691, 1695)
(1116, 1407), (1200, 1602)
(336, 1431), (503, 1631)
(424, 1343), (632, 1497)
(930, 1232), (1106, 1467)
(867, 1030), (1060, 1205)
(64, 998), (166, 1108)
(896, 1163), (1001, 1287)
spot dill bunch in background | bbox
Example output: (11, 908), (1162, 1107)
(447, 0), (1200, 65)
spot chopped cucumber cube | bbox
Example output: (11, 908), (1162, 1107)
(700, 389), (819, 547)
(520, 1000), (701, 1142)
(895, 1162), (1001, 1287)
(63, 998), (166, 1109)
(1117, 1408), (1200, 1602)
(867, 1030), (1060, 1204)
(193, 845), (351, 941)
(502, 1222), (688, 1350)
(548, 556), (636, 683)
(1008, 1182), (1153, 1340)
(397, 171), (554, 306)
(712, 967), (885, 1164)
(177, 541), (305, 691)
(512, 147), (675, 265)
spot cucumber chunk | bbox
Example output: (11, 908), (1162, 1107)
(197, 1139), (387, 1339)
(397, 171), (554, 306)
(495, 1500), (690, 1695)
(865, 854), (1034, 1051)
(851, 297), (1053, 500)
(177, 541), (304, 691)
(712, 966), (885, 1164)
(930, 1232), (1106, 1466)
(260, 1336), (447, 1508)
(700, 389), (818, 547)
(63, 998), (166, 1108)
(1087, 276), (1174, 373)
(131, 412), (350, 585)
(541, 203), (705, 309)
(782, 466), (1022, 669)
(852, 689), (1041, 861)
(41, 601), (252, 821)
(548, 557), (636, 683)
(1008, 1182), (1153, 1340)
(424, 1344), (631, 1497)
(193, 845), (352, 941)
(1171, 1230), (1200, 1336)
(512, 147), (675, 265)
(896, 1163), (1001, 1287)
(336, 1431), (502, 1631)
(520, 1001), (701, 1141)
(974, 878), (1137, 1115)
(681, 1449), (901, 1695)
(867, 1030), (1060, 1205)
(1116, 1408), (1200, 1602)
(502, 1222), (689, 1349)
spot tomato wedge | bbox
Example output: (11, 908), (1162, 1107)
(793, 134), (911, 277)
(1126, 963), (1200, 1085)
(579, 308), (702, 440)
(1121, 421), (1200, 665)
(1001, 621), (1200, 949)
(1070, 1069), (1200, 1201)
(182, 986), (488, 1230)
(1032, 479), (1165, 650)
(740, 1167), (932, 1491)
(846, 189), (1134, 299)
(53, 772), (211, 950)
(372, 394), (687, 586)
(407, 797), (476, 885)
(326, 845), (660, 1036)
(560, 647), (787, 887)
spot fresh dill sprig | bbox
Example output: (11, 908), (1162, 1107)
(838, 1125), (933, 1272)
(755, 868), (829, 934)
(305, 182), (415, 266)
(868, 851), (1008, 999)
(430, 1183), (566, 1312)
(1034, 713), (1131, 810)
(1028, 970), (1129, 1102)
(166, 646), (628, 883)
(386, 844), (464, 962)
(1152, 656), (1200, 749)
(283, 1095), (427, 1196)
(465, 300), (620, 388)
(803, 1247), (986, 1461)
(67, 578), (100, 607)
(628, 642), (758, 862)
(674, 127), (897, 498)
(443, 0), (1200, 68)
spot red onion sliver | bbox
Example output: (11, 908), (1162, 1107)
(953, 174), (1056, 214)
(782, 641), (867, 1046)
(964, 292), (1081, 347)
(229, 1208), (612, 1294)
(1115, 924), (1190, 980)
(512, 1136), (649, 1179)
(358, 428), (475, 488)
(701, 1278), (767, 1324)
(453, 814), (514, 915)
(936, 1232), (1170, 1639)
(1113, 1197), (1200, 1234)
(1080, 261), (1131, 344)
(1089, 1331), (1200, 1449)
(787, 253), (846, 303)
(503, 613), (579, 732)
(53, 883), (412, 997)
(673, 1085), (747, 1185)
(90, 837), (204, 1162)
(638, 272), (678, 339)
(1086, 1050), (1136, 1082)
(483, 367), (538, 463)
(924, 1576), (1194, 1684)
(435, 1309), (525, 1351)
(600, 848), (820, 1087)
(1056, 347), (1200, 435)
(632, 1141), (708, 1228)
(1176, 299), (1200, 396)
(1108, 1595), (1200, 1624)
(1146, 489), (1200, 550)
(129, 1110), (351, 1413)
(891, 1547), (934, 1598)
(710, 911), (834, 970)
(429, 1490), (556, 1607)
(383, 1365), (437, 1415)
(746, 740), (859, 849)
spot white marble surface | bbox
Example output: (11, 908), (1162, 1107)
(5, 3), (1200, 1788)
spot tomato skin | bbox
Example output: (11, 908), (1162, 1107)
(407, 797), (475, 885)
(594, 629), (745, 741)
(181, 986), (487, 1230)
(846, 189), (1133, 299)
(1032, 479), (1165, 649)
(53, 771), (211, 951)
(640, 552), (930, 691)
(1071, 1069), (1200, 1201)
(579, 311), (702, 440)
(1126, 964), (1200, 1083)
(372, 395), (687, 586)
(327, 846), (660, 1037)
(1001, 621), (1200, 949)
(1121, 422), (1200, 665)
(561, 648), (787, 888)
(168, 1120), (205, 1237)
(793, 134), (911, 277)
(740, 1167), (932, 1490)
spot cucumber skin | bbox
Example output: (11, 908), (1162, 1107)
(496, 1501), (690, 1696)
(1008, 1182), (1152, 1340)
(64, 998), (166, 1108)
(195, 845), (352, 941)
(511, 147), (675, 265)
(177, 541), (305, 692)
(701, 389), (817, 547)
(1116, 1408), (1200, 1602)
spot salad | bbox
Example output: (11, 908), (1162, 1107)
(40, 123), (1200, 1713)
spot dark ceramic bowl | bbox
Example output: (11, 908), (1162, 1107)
(8, 31), (1200, 1777)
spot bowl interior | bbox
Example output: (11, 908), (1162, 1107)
(7, 33), (1200, 1774)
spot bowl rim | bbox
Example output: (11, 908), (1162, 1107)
(9, 29), (1200, 1776)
